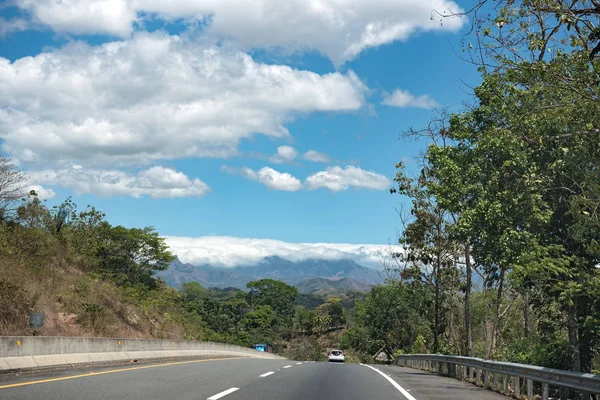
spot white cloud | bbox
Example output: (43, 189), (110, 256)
(26, 184), (56, 200)
(29, 165), (210, 198)
(0, 32), (366, 167)
(164, 235), (389, 268)
(17, 0), (136, 37)
(220, 165), (257, 180)
(257, 167), (302, 191)
(15, 0), (466, 63)
(382, 89), (439, 109)
(222, 165), (302, 192)
(303, 150), (330, 163)
(224, 164), (389, 192)
(306, 165), (390, 192)
(270, 145), (297, 164)
(0, 17), (29, 36)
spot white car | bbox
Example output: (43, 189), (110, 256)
(328, 349), (345, 363)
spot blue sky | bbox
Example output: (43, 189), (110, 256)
(0, 0), (480, 265)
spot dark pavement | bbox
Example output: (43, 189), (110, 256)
(0, 357), (509, 399)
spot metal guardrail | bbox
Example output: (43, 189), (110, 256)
(396, 354), (600, 400)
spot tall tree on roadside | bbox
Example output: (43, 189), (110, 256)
(95, 222), (174, 288)
(246, 279), (298, 327)
(0, 156), (27, 220)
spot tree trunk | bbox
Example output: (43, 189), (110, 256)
(464, 245), (473, 356)
(488, 267), (505, 358)
(434, 262), (440, 353)
(567, 304), (581, 372)
(523, 290), (530, 338)
(449, 308), (454, 347)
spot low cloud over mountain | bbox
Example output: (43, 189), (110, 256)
(164, 236), (389, 269)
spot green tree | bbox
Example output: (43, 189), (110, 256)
(243, 305), (277, 344)
(423, 56), (600, 369)
(294, 307), (315, 333)
(246, 279), (298, 326)
(359, 282), (432, 352)
(391, 161), (461, 353)
(182, 282), (208, 303)
(95, 223), (174, 288)
(324, 298), (346, 327)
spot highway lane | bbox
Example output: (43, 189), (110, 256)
(0, 357), (509, 400)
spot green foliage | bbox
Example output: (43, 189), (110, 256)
(294, 307), (315, 333)
(74, 280), (90, 297)
(340, 327), (373, 354)
(181, 282), (208, 303)
(360, 282), (433, 352)
(95, 222), (174, 288)
(247, 279), (299, 326)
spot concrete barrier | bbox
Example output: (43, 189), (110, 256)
(0, 336), (285, 372)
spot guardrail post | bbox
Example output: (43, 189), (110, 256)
(484, 370), (490, 388)
(493, 371), (499, 390)
(477, 369), (483, 386)
(542, 383), (549, 400)
(582, 391), (590, 400)
(502, 374), (508, 394)
(560, 387), (567, 400)
(527, 379), (533, 400)
(515, 376), (521, 398)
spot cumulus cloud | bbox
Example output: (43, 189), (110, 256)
(164, 235), (389, 268)
(29, 165), (209, 198)
(26, 184), (56, 200)
(382, 89), (439, 109)
(15, 0), (465, 63)
(303, 150), (330, 163)
(306, 165), (391, 192)
(0, 32), (366, 167)
(0, 17), (29, 36)
(19, 0), (136, 37)
(270, 146), (297, 164)
(222, 165), (302, 191)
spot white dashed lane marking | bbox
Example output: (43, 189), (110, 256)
(207, 387), (240, 400)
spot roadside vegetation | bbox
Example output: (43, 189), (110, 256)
(1, 0), (599, 376)
(338, 0), (600, 374)
(0, 171), (349, 352)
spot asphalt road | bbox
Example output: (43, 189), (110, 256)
(0, 357), (509, 400)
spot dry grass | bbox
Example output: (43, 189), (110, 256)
(0, 245), (185, 339)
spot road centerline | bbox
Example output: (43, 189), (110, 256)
(0, 357), (242, 390)
(362, 364), (417, 400)
(259, 371), (274, 377)
(207, 387), (239, 400)
(282, 365), (292, 369)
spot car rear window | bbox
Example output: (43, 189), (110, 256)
(331, 351), (342, 356)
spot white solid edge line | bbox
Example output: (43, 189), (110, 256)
(283, 365), (292, 368)
(259, 371), (275, 377)
(207, 387), (240, 400)
(362, 365), (417, 400)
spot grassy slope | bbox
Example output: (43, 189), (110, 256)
(0, 241), (190, 339)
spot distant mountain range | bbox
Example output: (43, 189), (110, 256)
(157, 256), (382, 292)
(295, 277), (372, 295)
